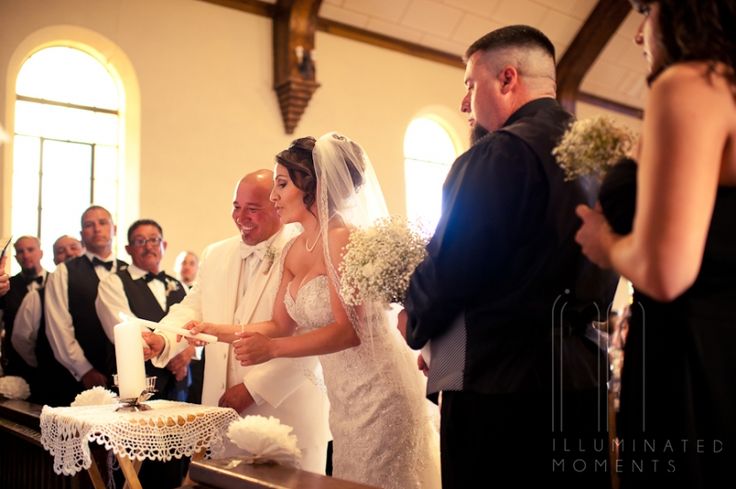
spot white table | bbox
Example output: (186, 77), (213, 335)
(40, 400), (240, 489)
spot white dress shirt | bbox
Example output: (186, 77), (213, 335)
(44, 252), (119, 380)
(95, 263), (174, 343)
(11, 289), (42, 367)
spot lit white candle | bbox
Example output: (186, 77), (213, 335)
(114, 320), (147, 399)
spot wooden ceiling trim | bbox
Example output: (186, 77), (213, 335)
(197, 0), (274, 17)
(316, 18), (464, 69)
(556, 0), (632, 115)
(198, 0), (643, 121)
(578, 91), (644, 120)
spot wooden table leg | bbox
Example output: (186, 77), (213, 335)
(87, 458), (107, 489)
(182, 449), (206, 486)
(116, 454), (143, 489)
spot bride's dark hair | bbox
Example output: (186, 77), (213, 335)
(630, 0), (736, 86)
(275, 135), (365, 212)
(275, 136), (318, 209)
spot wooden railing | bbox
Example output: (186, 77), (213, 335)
(184, 458), (379, 489)
(1, 397), (377, 489)
(0, 398), (86, 489)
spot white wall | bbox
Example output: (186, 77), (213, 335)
(0, 0), (468, 271)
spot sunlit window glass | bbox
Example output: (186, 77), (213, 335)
(404, 117), (458, 232)
(11, 46), (120, 273)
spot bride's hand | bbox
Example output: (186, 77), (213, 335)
(178, 320), (214, 346)
(575, 204), (616, 269)
(233, 332), (273, 366)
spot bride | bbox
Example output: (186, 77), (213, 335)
(188, 133), (440, 489)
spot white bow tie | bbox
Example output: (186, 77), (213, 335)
(239, 242), (267, 260)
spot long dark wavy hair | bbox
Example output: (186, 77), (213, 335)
(629, 0), (736, 86)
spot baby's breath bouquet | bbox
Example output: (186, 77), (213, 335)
(339, 217), (428, 307)
(552, 115), (635, 181)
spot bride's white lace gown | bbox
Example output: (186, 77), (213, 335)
(285, 275), (441, 489)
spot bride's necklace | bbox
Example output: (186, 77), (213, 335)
(305, 227), (323, 253)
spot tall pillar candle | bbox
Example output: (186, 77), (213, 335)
(114, 321), (146, 399)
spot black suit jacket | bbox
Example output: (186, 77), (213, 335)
(117, 269), (186, 399)
(0, 273), (37, 376)
(405, 98), (618, 395)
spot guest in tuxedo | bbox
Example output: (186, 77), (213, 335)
(12, 235), (84, 404)
(45, 205), (128, 404)
(575, 1), (736, 487)
(173, 250), (204, 403)
(95, 219), (191, 488)
(51, 235), (85, 265)
(143, 171), (330, 473)
(95, 219), (194, 400)
(400, 25), (617, 488)
(174, 251), (198, 290)
(0, 236), (47, 379)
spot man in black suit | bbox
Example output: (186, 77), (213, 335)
(11, 235), (85, 405)
(95, 219), (194, 401)
(95, 219), (192, 488)
(45, 205), (128, 404)
(400, 25), (617, 488)
(0, 236), (47, 379)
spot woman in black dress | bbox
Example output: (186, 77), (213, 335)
(574, 1), (736, 487)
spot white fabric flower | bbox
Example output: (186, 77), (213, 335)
(226, 415), (302, 468)
(0, 375), (31, 400)
(70, 386), (118, 407)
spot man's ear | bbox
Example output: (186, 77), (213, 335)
(498, 66), (517, 94)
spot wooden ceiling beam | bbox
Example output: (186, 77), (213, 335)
(556, 0), (632, 115)
(198, 0), (642, 121)
(272, 0), (323, 134)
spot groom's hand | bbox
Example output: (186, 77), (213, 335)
(218, 383), (254, 413)
(234, 332), (273, 366)
(142, 332), (165, 361)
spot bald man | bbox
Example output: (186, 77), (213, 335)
(12, 235), (85, 404)
(145, 171), (330, 474)
(0, 235), (46, 378)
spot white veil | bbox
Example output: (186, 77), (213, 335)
(312, 132), (389, 338)
(311, 133), (442, 476)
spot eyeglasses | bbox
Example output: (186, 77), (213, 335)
(131, 237), (163, 247)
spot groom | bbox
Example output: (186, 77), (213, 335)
(144, 170), (330, 473)
(401, 26), (617, 488)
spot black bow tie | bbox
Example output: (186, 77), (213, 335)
(144, 271), (167, 284)
(92, 257), (113, 271)
(25, 275), (43, 286)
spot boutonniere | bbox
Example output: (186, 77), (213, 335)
(165, 279), (180, 296)
(262, 246), (277, 275)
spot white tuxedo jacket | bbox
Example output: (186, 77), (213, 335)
(153, 228), (330, 472)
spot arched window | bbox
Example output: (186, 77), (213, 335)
(403, 117), (459, 232)
(12, 46), (121, 272)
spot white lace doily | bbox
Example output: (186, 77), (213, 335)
(39, 400), (240, 476)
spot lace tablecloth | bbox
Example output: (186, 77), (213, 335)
(40, 400), (240, 476)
